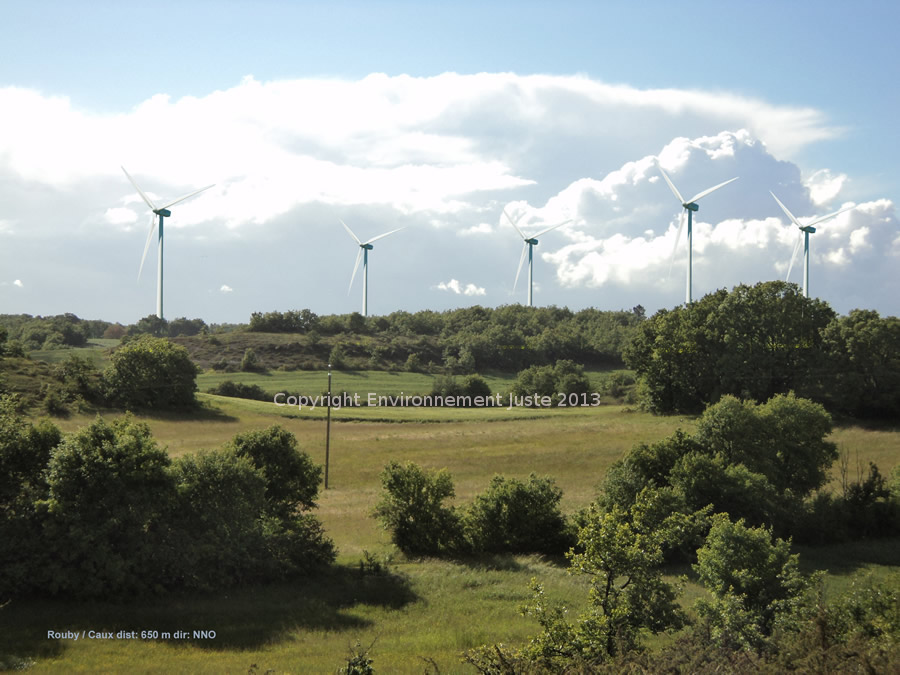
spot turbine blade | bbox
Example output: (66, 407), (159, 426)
(503, 208), (528, 240)
(688, 176), (739, 204)
(770, 191), (804, 229)
(138, 213), (157, 281)
(667, 210), (686, 280)
(348, 247), (363, 294)
(365, 226), (405, 245)
(513, 243), (528, 291)
(339, 219), (362, 245)
(532, 219), (572, 239)
(786, 231), (803, 282)
(121, 166), (157, 210)
(658, 166), (685, 205)
(160, 183), (215, 211)
(806, 203), (856, 228)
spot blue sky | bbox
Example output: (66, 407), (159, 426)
(1, 1), (898, 323)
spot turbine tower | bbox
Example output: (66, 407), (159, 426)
(770, 191), (856, 298)
(502, 208), (571, 307)
(340, 219), (404, 317)
(659, 166), (738, 305)
(122, 167), (214, 319)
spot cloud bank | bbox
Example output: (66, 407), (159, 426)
(0, 73), (894, 321)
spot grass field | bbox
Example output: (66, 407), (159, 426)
(3, 380), (899, 672)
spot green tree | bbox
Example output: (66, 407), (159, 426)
(464, 474), (572, 554)
(41, 415), (175, 597)
(694, 514), (813, 650)
(821, 309), (900, 418)
(372, 461), (461, 555)
(227, 425), (323, 519)
(104, 335), (199, 409)
(624, 282), (834, 413)
(518, 492), (690, 669)
(0, 395), (62, 597)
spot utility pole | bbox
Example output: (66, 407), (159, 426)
(325, 363), (332, 489)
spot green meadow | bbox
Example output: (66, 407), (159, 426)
(3, 386), (899, 673)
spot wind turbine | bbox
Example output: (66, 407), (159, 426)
(770, 192), (856, 298)
(339, 219), (404, 317)
(122, 167), (214, 319)
(658, 166), (738, 305)
(503, 208), (571, 307)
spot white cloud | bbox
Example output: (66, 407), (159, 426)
(219, 285), (233, 293)
(13, 279), (23, 288)
(436, 278), (486, 296)
(805, 169), (846, 206)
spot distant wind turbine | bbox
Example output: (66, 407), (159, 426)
(659, 166), (738, 305)
(503, 208), (571, 307)
(122, 167), (214, 319)
(770, 192), (856, 298)
(340, 219), (404, 317)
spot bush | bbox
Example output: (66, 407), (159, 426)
(464, 474), (572, 554)
(462, 374), (492, 398)
(207, 380), (271, 402)
(372, 461), (462, 555)
(240, 347), (264, 372)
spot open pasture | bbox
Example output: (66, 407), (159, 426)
(4, 395), (898, 673)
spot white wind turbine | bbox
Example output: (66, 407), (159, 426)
(770, 191), (856, 298)
(503, 208), (571, 307)
(340, 219), (404, 317)
(659, 166), (738, 305)
(122, 167), (214, 319)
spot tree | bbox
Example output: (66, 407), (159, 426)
(820, 309), (900, 418)
(624, 282), (834, 413)
(464, 474), (571, 554)
(694, 514), (813, 651)
(104, 335), (199, 409)
(41, 415), (175, 597)
(517, 492), (690, 669)
(372, 461), (461, 555)
(0, 395), (62, 597)
(227, 425), (323, 519)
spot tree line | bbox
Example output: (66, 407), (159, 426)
(625, 281), (900, 418)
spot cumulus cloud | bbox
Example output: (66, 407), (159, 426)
(13, 279), (23, 288)
(436, 279), (486, 296)
(0, 73), (895, 320)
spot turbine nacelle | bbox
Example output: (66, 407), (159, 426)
(360, 243), (374, 250)
(154, 208), (171, 217)
(526, 238), (539, 246)
(802, 226), (816, 234)
(684, 202), (699, 212)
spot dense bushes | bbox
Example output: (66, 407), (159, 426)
(599, 393), (841, 538)
(372, 462), (573, 556)
(0, 405), (334, 599)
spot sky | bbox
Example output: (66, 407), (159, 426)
(1, 1), (898, 325)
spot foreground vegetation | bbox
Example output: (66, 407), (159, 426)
(1, 391), (897, 672)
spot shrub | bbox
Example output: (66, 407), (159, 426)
(464, 474), (572, 554)
(372, 461), (461, 555)
(240, 347), (264, 372)
(207, 380), (270, 402)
